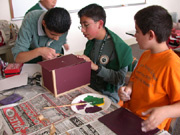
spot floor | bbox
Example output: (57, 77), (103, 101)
(130, 44), (180, 135)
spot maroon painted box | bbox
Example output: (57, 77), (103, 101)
(38, 54), (91, 97)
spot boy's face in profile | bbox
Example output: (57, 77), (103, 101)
(42, 20), (63, 41)
(79, 16), (100, 40)
(135, 23), (151, 50)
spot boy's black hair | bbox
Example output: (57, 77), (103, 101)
(78, 3), (106, 26)
(134, 5), (172, 43)
(43, 7), (71, 33)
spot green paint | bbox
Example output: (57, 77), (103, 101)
(84, 95), (104, 106)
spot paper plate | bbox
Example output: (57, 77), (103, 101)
(71, 93), (111, 115)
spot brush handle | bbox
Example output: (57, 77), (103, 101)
(44, 102), (86, 109)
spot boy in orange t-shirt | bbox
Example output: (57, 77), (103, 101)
(118, 5), (180, 133)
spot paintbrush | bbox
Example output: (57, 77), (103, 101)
(57, 53), (63, 57)
(43, 102), (87, 109)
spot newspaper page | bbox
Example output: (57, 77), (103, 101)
(30, 103), (118, 135)
(0, 85), (119, 135)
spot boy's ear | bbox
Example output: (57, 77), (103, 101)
(42, 20), (46, 27)
(98, 20), (104, 29)
(149, 30), (155, 40)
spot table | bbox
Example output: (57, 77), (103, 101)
(0, 85), (171, 135)
(0, 61), (171, 135)
(0, 85), (118, 135)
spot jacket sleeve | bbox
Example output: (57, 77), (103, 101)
(98, 66), (128, 86)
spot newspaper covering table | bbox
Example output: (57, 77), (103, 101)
(0, 85), (118, 135)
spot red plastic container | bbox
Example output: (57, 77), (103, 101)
(4, 63), (23, 78)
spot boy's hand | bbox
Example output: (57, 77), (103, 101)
(40, 47), (59, 60)
(141, 106), (168, 132)
(76, 55), (98, 71)
(63, 44), (69, 51)
(118, 86), (131, 101)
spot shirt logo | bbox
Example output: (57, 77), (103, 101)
(100, 55), (109, 65)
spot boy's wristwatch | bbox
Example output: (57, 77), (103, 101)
(96, 65), (102, 73)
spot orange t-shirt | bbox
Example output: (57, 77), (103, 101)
(123, 49), (180, 130)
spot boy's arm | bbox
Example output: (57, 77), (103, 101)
(97, 66), (128, 86)
(141, 101), (180, 132)
(12, 12), (40, 62)
(15, 47), (58, 63)
(78, 53), (128, 86)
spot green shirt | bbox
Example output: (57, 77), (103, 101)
(12, 10), (67, 63)
(25, 3), (43, 16)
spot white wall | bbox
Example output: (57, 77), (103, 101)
(0, 0), (180, 55)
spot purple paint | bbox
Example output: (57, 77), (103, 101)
(76, 100), (87, 110)
(85, 106), (102, 113)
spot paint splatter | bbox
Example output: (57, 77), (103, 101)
(76, 95), (105, 113)
(84, 95), (104, 106)
(76, 100), (87, 110)
(85, 106), (102, 113)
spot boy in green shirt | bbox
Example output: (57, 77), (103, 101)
(12, 7), (71, 63)
(77, 4), (133, 103)
(25, 0), (69, 54)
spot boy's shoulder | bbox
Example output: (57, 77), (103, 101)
(106, 28), (120, 39)
(141, 49), (180, 66)
(26, 10), (45, 18)
(165, 49), (180, 64)
(24, 10), (45, 24)
(21, 10), (45, 32)
(25, 3), (41, 15)
(106, 28), (128, 47)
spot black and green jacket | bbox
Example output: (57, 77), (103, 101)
(84, 27), (133, 103)
(84, 27), (133, 71)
